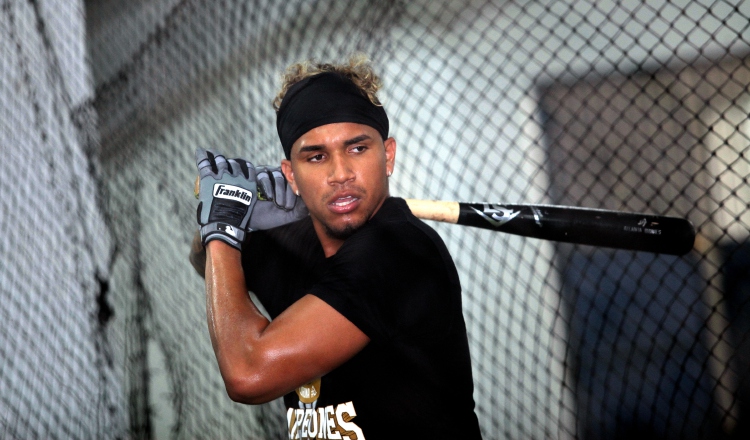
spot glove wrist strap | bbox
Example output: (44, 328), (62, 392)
(200, 222), (246, 250)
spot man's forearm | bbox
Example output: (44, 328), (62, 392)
(204, 240), (271, 401)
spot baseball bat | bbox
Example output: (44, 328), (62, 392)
(405, 199), (695, 255)
(193, 177), (695, 255)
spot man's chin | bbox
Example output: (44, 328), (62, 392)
(323, 220), (364, 241)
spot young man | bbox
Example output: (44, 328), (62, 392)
(192, 56), (481, 439)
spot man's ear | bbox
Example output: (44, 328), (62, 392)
(384, 137), (397, 176)
(281, 159), (298, 194)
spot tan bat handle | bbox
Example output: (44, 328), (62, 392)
(403, 199), (460, 224)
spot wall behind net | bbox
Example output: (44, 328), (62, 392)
(0, 0), (120, 438)
(83, 0), (750, 439)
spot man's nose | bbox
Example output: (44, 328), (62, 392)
(328, 153), (355, 184)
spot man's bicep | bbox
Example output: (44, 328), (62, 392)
(256, 294), (369, 393)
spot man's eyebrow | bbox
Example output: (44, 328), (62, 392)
(297, 134), (373, 153)
(297, 145), (324, 153)
(343, 134), (372, 146)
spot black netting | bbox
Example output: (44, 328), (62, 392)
(1, 0), (119, 438)
(2, 0), (750, 438)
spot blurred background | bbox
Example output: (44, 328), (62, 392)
(1, 0), (749, 438)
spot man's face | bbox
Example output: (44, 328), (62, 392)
(282, 122), (396, 250)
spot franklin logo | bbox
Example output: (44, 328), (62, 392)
(213, 184), (252, 205)
(472, 204), (520, 228)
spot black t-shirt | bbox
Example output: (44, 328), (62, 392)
(244, 197), (481, 439)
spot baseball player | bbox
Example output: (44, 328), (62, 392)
(191, 55), (481, 439)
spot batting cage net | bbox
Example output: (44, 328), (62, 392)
(2, 0), (750, 438)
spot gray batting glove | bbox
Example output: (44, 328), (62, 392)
(196, 148), (257, 250)
(251, 166), (309, 231)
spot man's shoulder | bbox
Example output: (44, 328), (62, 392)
(369, 197), (437, 236)
(372, 197), (450, 251)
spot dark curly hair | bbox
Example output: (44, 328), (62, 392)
(273, 53), (384, 112)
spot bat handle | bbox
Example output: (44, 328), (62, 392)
(404, 199), (460, 224)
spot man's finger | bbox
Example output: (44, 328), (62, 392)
(211, 151), (229, 174)
(256, 168), (275, 202)
(271, 169), (286, 208)
(282, 176), (297, 210)
(196, 148), (218, 177)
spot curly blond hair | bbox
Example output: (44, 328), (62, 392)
(272, 53), (384, 112)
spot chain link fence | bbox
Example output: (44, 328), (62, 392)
(2, 0), (749, 438)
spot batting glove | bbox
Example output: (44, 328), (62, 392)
(251, 166), (309, 231)
(196, 148), (258, 250)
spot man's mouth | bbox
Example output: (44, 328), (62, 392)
(332, 197), (356, 207)
(328, 195), (361, 214)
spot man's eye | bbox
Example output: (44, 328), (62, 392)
(308, 154), (325, 162)
(351, 145), (367, 153)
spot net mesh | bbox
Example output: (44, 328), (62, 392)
(2, 0), (750, 438)
(0, 0), (120, 438)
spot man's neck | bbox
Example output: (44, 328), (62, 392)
(312, 223), (346, 258)
(313, 195), (391, 258)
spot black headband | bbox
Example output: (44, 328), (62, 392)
(276, 72), (389, 159)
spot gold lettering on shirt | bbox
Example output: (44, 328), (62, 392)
(335, 401), (364, 440)
(287, 402), (364, 439)
(295, 377), (322, 404)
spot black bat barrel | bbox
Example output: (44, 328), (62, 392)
(457, 203), (696, 256)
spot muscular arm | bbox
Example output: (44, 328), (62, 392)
(204, 240), (370, 404)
